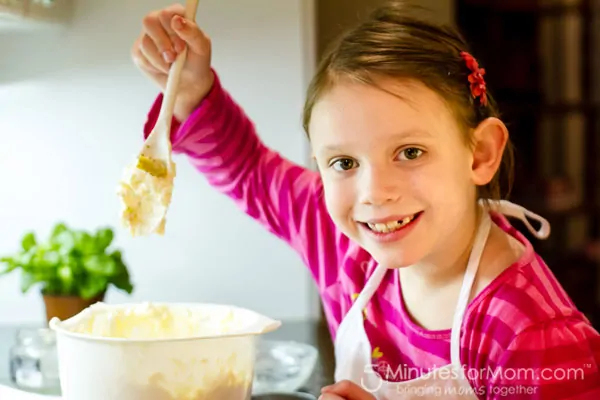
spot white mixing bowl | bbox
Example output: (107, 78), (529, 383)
(49, 302), (281, 400)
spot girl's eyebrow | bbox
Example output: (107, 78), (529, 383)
(389, 129), (434, 140)
(319, 129), (434, 153)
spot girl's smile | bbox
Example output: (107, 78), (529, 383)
(357, 211), (423, 243)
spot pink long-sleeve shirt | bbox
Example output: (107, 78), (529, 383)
(143, 71), (600, 399)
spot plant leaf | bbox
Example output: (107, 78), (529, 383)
(111, 271), (134, 294)
(95, 228), (113, 252)
(20, 271), (41, 293)
(78, 275), (107, 300)
(21, 232), (36, 252)
(51, 231), (76, 255)
(57, 264), (74, 293)
(50, 223), (68, 239)
(110, 257), (133, 293)
(43, 251), (61, 266)
(108, 251), (134, 294)
(74, 232), (97, 255)
(0, 256), (18, 275)
(17, 249), (35, 271)
(82, 254), (117, 276)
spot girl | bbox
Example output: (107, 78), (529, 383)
(132, 1), (600, 398)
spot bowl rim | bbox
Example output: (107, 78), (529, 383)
(49, 301), (281, 343)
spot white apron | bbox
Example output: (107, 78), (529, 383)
(333, 200), (551, 399)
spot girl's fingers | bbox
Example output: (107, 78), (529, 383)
(158, 5), (187, 54)
(142, 9), (176, 63)
(139, 34), (170, 74)
(171, 15), (210, 56)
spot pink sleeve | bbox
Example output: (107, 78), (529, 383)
(485, 318), (600, 399)
(142, 70), (339, 285)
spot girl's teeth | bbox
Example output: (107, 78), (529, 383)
(367, 215), (415, 233)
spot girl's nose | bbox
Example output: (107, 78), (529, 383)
(358, 166), (402, 206)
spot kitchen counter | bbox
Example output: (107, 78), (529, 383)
(0, 320), (335, 397)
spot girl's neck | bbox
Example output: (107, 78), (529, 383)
(397, 203), (486, 331)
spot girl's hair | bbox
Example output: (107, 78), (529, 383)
(302, 0), (514, 200)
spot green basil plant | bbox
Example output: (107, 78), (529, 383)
(0, 222), (134, 299)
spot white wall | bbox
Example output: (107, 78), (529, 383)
(0, 0), (319, 324)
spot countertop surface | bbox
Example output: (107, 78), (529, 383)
(0, 319), (335, 397)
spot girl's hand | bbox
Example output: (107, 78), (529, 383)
(131, 3), (214, 121)
(319, 380), (377, 400)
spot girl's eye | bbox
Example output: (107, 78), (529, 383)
(399, 148), (423, 161)
(331, 158), (357, 171)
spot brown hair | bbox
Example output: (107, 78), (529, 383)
(302, 0), (514, 200)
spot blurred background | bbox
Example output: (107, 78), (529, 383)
(456, 0), (600, 328)
(0, 0), (598, 351)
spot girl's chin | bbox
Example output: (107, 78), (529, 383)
(368, 249), (424, 269)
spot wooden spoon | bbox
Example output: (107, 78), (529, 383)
(136, 0), (200, 177)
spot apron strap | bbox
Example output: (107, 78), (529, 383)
(450, 210), (492, 368)
(450, 199), (551, 368)
(487, 199), (551, 239)
(351, 262), (388, 312)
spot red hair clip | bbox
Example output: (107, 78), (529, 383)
(460, 51), (487, 107)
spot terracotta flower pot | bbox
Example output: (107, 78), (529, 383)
(43, 292), (105, 323)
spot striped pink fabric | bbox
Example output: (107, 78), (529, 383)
(144, 71), (600, 399)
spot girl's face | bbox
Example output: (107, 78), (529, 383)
(309, 78), (503, 269)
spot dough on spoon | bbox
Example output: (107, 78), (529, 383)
(117, 159), (176, 236)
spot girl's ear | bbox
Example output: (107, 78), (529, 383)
(470, 117), (508, 186)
